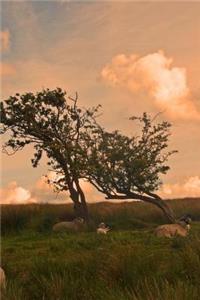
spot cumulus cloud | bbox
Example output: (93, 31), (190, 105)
(0, 172), (102, 205)
(159, 176), (200, 199)
(33, 172), (102, 203)
(101, 50), (200, 120)
(1, 175), (200, 204)
(30, 172), (68, 204)
(0, 181), (37, 204)
(0, 173), (66, 205)
(0, 30), (10, 52)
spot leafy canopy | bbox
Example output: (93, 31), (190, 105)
(0, 88), (176, 221)
(85, 113), (177, 199)
(0, 88), (100, 193)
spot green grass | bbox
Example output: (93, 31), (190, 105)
(1, 199), (200, 299)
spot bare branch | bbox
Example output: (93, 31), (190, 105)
(2, 145), (23, 156)
(68, 91), (78, 106)
(151, 110), (166, 122)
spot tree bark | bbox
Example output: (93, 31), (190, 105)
(74, 179), (89, 222)
(68, 180), (89, 222)
(69, 188), (81, 217)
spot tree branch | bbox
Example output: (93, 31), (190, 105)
(106, 191), (176, 223)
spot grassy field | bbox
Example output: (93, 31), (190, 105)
(1, 199), (200, 300)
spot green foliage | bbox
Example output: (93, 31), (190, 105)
(0, 88), (99, 185)
(0, 88), (102, 218)
(1, 88), (176, 220)
(87, 113), (177, 197)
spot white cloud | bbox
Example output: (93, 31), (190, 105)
(0, 173), (66, 205)
(1, 175), (200, 204)
(0, 172), (102, 204)
(0, 181), (36, 204)
(101, 50), (200, 121)
(33, 173), (102, 203)
(159, 176), (200, 199)
(30, 172), (68, 204)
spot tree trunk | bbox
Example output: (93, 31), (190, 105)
(79, 193), (89, 222)
(73, 201), (87, 219)
(141, 196), (176, 223)
(69, 181), (89, 222)
(73, 199), (89, 222)
(74, 179), (89, 222)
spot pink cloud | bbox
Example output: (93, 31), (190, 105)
(0, 172), (103, 205)
(30, 172), (68, 204)
(159, 176), (200, 199)
(0, 176), (67, 205)
(0, 181), (36, 204)
(101, 51), (200, 121)
(1, 174), (200, 204)
(33, 173), (102, 203)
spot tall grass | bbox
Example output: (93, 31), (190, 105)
(1, 198), (200, 235)
(2, 232), (200, 299)
(1, 198), (200, 299)
(1, 203), (74, 235)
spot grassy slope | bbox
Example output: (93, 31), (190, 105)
(1, 199), (200, 300)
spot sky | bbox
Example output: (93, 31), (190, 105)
(0, 0), (200, 204)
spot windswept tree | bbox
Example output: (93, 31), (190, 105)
(0, 88), (100, 220)
(1, 88), (177, 223)
(84, 113), (177, 223)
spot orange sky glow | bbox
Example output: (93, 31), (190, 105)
(1, 1), (200, 204)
